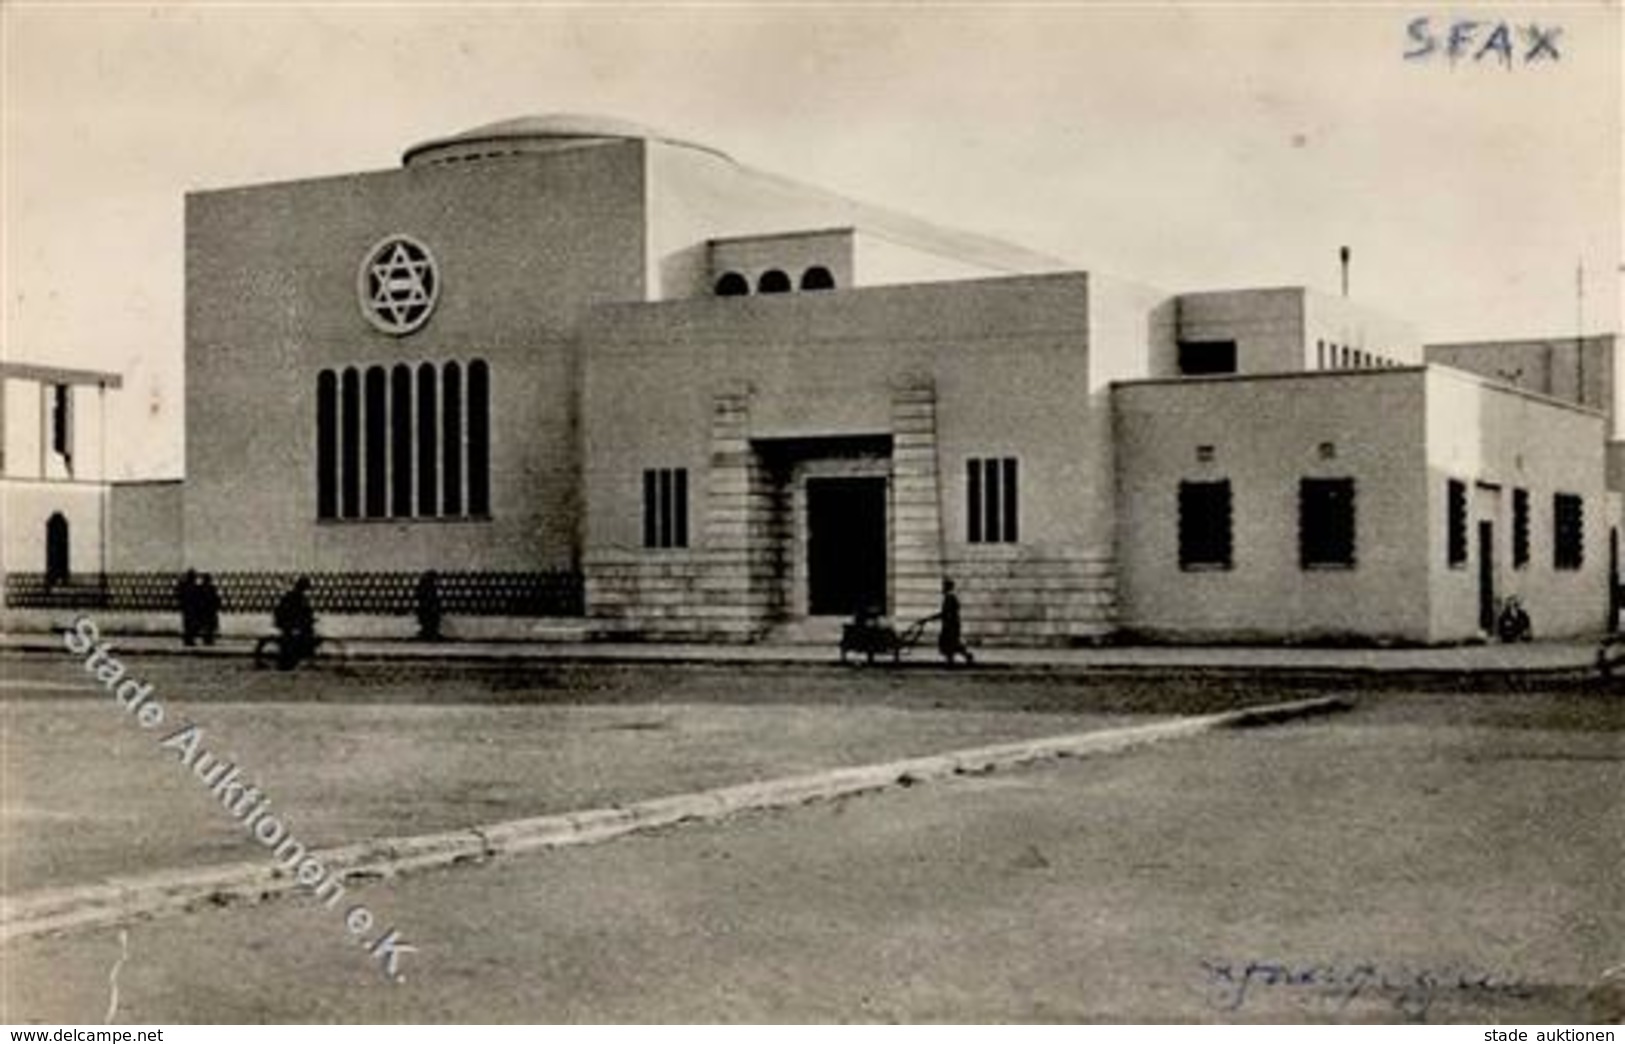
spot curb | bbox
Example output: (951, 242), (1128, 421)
(0, 694), (1352, 944)
(1, 634), (1605, 684)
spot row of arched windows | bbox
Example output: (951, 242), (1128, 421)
(316, 360), (490, 521)
(714, 266), (836, 297)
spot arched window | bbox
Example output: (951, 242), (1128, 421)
(468, 359), (490, 516)
(364, 366), (387, 518)
(45, 513), (69, 585)
(757, 269), (791, 294)
(390, 365), (413, 517)
(442, 362), (463, 517)
(800, 266), (835, 291)
(340, 368), (361, 518)
(417, 363), (438, 517)
(714, 272), (749, 297)
(316, 370), (337, 519)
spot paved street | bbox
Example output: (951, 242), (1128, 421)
(2, 657), (1622, 1022)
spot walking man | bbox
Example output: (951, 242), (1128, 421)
(927, 578), (975, 667)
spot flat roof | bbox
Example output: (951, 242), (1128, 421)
(0, 362), (123, 388)
(1112, 364), (1605, 420)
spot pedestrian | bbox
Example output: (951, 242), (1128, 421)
(415, 570), (442, 641)
(174, 569), (200, 646)
(196, 573), (222, 646)
(272, 576), (318, 670)
(926, 578), (975, 667)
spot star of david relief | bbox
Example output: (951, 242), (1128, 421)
(358, 236), (439, 335)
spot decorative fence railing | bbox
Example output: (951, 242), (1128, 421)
(2, 571), (585, 617)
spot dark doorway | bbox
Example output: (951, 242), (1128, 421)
(806, 477), (887, 617)
(45, 513), (69, 586)
(1477, 520), (1495, 634)
(1610, 528), (1620, 631)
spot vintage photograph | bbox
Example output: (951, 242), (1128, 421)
(1, 0), (1621, 1027)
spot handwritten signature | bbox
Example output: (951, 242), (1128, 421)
(1201, 959), (1532, 1021)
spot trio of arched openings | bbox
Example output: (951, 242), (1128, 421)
(714, 266), (835, 297)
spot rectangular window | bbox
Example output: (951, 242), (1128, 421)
(316, 372), (337, 520)
(967, 457), (1019, 543)
(1554, 493), (1584, 570)
(642, 468), (689, 549)
(1447, 479), (1468, 567)
(1178, 480), (1233, 570)
(1177, 340), (1238, 376)
(1300, 478), (1356, 569)
(1512, 488), (1530, 569)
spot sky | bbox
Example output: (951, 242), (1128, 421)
(3, 1), (1621, 478)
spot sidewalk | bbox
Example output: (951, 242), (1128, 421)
(1, 622), (1611, 679)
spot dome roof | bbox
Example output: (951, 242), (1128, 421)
(403, 113), (730, 167)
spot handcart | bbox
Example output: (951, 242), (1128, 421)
(840, 616), (929, 665)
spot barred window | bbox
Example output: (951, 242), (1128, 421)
(643, 468), (689, 549)
(317, 359), (489, 521)
(1447, 479), (1468, 567)
(967, 457), (1019, 544)
(1554, 493), (1584, 571)
(1178, 480), (1233, 570)
(1300, 478), (1356, 569)
(1512, 488), (1530, 569)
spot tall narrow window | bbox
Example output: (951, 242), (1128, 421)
(1179, 480), (1233, 570)
(1512, 488), (1530, 569)
(417, 363), (438, 517)
(467, 359), (490, 516)
(1316, 340), (1326, 369)
(642, 468), (689, 548)
(50, 385), (72, 461)
(390, 365), (413, 517)
(340, 368), (361, 518)
(967, 457), (1019, 543)
(1300, 478), (1356, 569)
(316, 370), (337, 519)
(1447, 479), (1468, 567)
(1554, 493), (1584, 570)
(442, 362), (463, 517)
(364, 366), (387, 518)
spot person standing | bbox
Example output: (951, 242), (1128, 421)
(174, 569), (200, 646)
(272, 577), (318, 669)
(196, 574), (222, 646)
(415, 570), (443, 641)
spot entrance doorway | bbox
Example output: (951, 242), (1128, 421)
(45, 513), (69, 585)
(1477, 520), (1495, 634)
(806, 477), (887, 616)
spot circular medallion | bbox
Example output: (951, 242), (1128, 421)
(358, 235), (439, 335)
